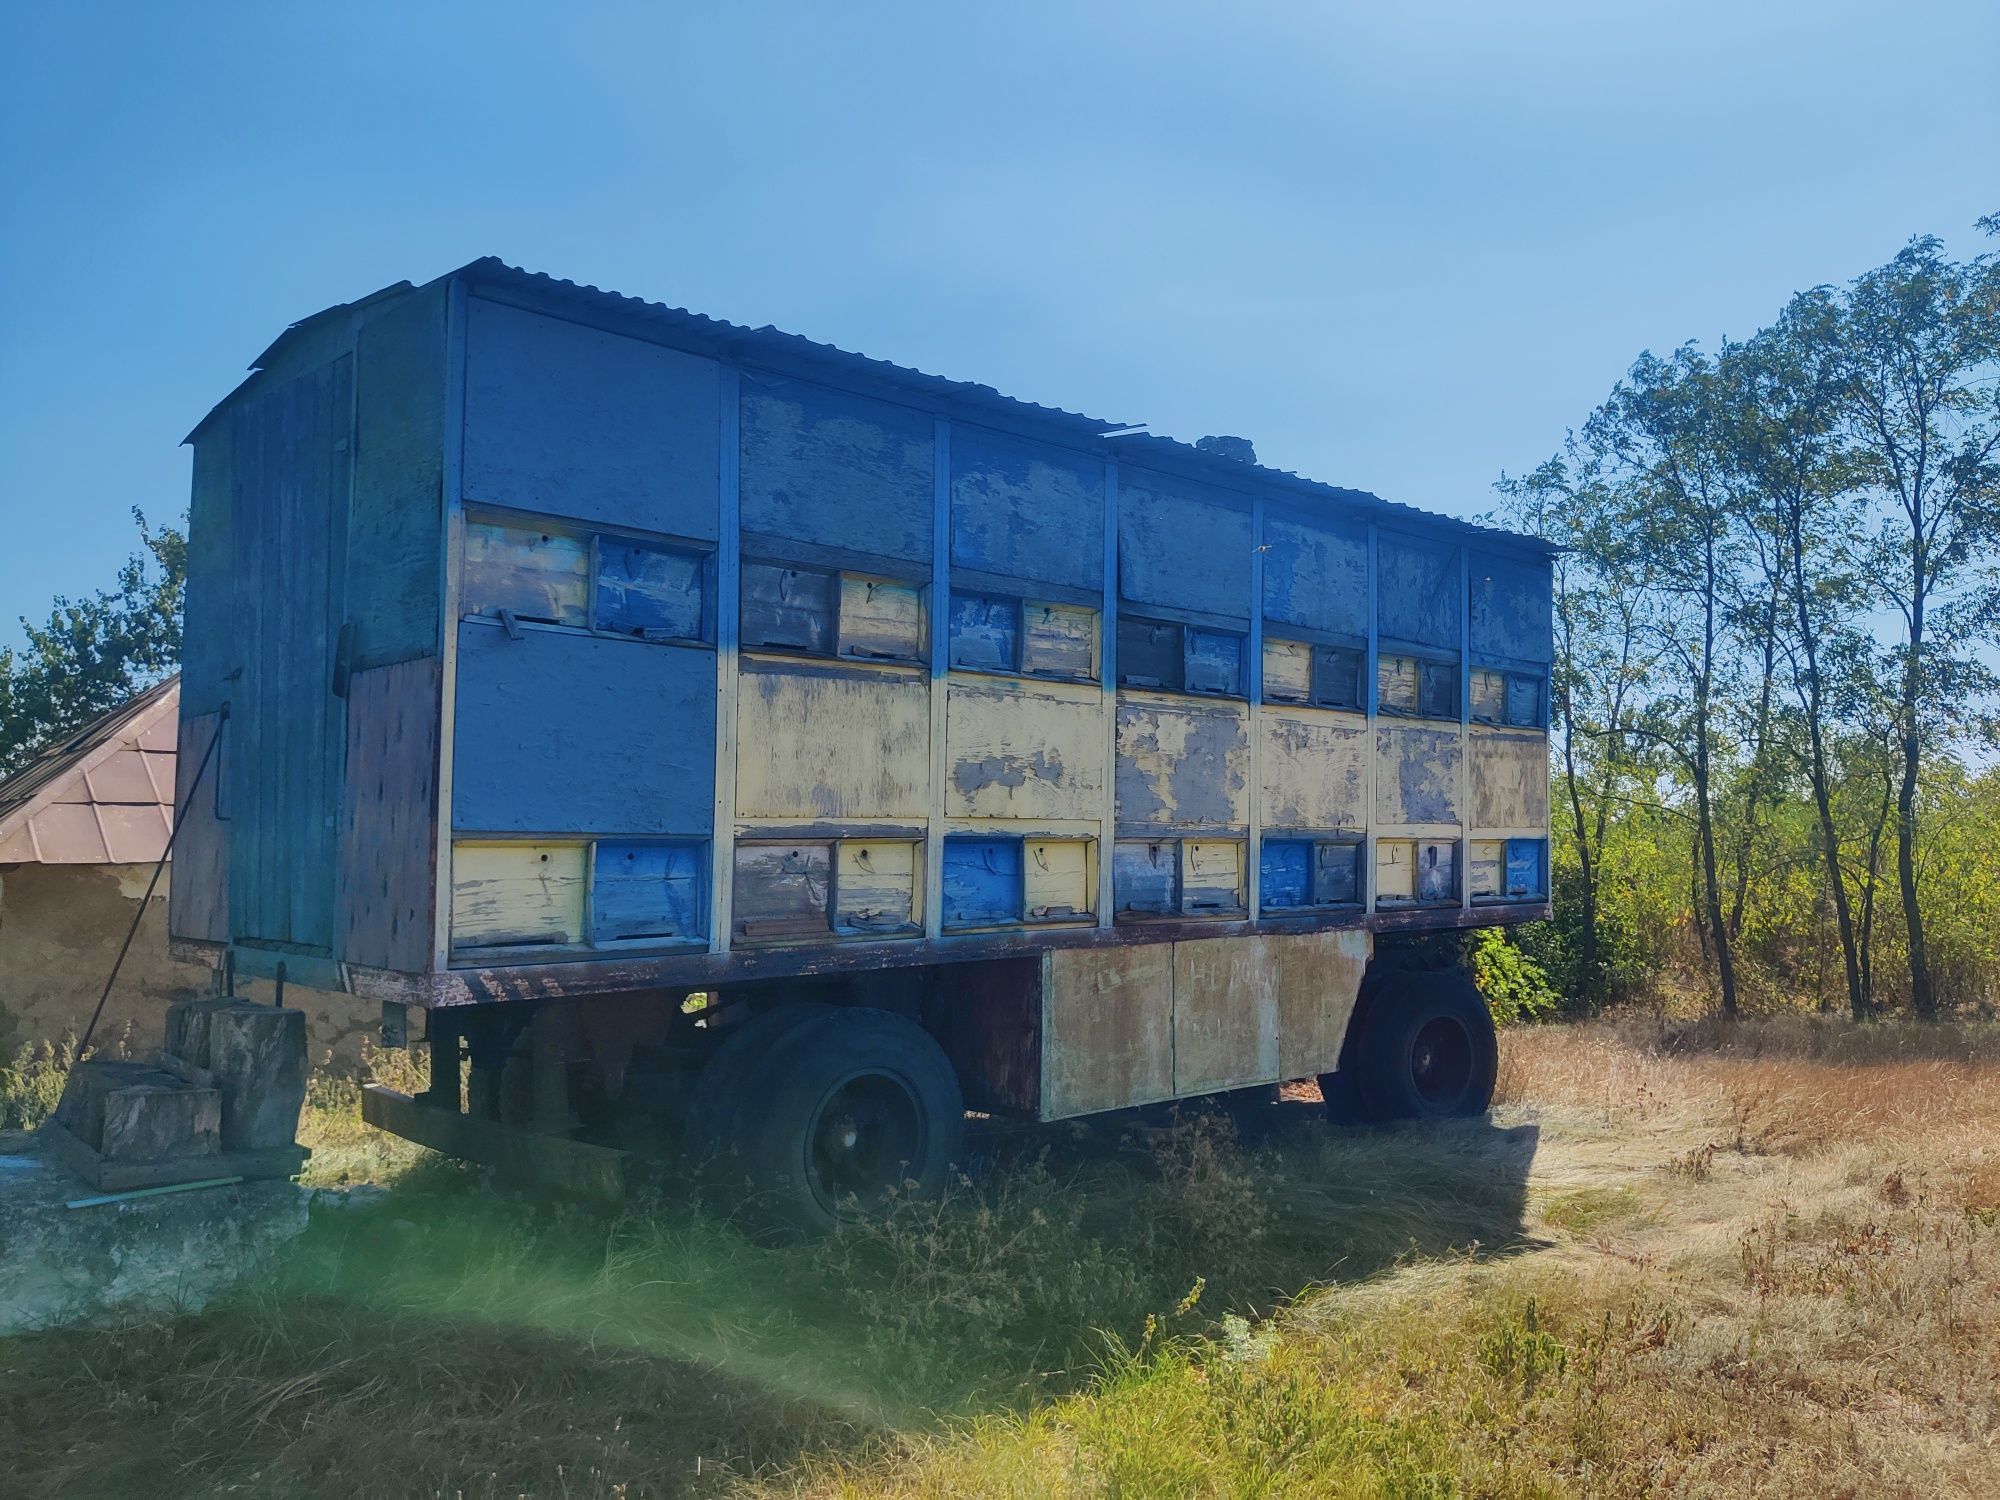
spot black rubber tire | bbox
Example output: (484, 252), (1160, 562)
(687, 1006), (964, 1239)
(1316, 1062), (1372, 1125)
(1353, 969), (1497, 1121)
(681, 1002), (831, 1165)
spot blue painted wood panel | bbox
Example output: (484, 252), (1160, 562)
(347, 285), (447, 670)
(181, 434), (235, 719)
(452, 622), (715, 835)
(942, 837), (1022, 926)
(1262, 512), (1368, 636)
(1471, 551), (1554, 664)
(462, 298), (721, 540)
(595, 538), (705, 641)
(1116, 472), (1252, 618)
(1505, 838), (1546, 899)
(1377, 532), (1461, 650)
(949, 426), (1103, 592)
(740, 372), (933, 565)
(226, 357), (351, 950)
(948, 594), (1017, 671)
(592, 841), (706, 942)
(1184, 629), (1244, 696)
(1259, 839), (1310, 910)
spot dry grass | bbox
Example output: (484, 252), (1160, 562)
(5, 1016), (2000, 1496)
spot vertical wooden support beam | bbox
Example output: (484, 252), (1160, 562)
(925, 419), (952, 938)
(1097, 460), (1119, 929)
(431, 277), (469, 968)
(710, 367), (742, 954)
(1246, 492), (1266, 923)
(531, 999), (578, 1134)
(1459, 543), (1473, 914)
(422, 1007), (461, 1110)
(1364, 521), (1380, 914)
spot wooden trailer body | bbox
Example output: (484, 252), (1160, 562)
(168, 260), (1553, 1127)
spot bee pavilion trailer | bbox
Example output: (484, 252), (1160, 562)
(168, 260), (1554, 1231)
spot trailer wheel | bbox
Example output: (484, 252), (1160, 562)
(686, 1006), (964, 1238)
(681, 1002), (832, 1164)
(1351, 969), (1497, 1122)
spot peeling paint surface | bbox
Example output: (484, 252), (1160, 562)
(734, 663), (929, 820)
(1116, 473), (1253, 615)
(1260, 709), (1368, 831)
(1376, 532), (1461, 650)
(1374, 725), (1462, 827)
(1262, 512), (1369, 636)
(740, 371), (934, 566)
(949, 426), (1103, 591)
(946, 677), (1103, 820)
(1469, 726), (1550, 830)
(1115, 695), (1250, 829)
(1470, 551), (1555, 663)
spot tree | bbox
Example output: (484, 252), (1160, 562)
(1588, 346), (1750, 1016)
(1836, 236), (2000, 1016)
(1496, 450), (1661, 1008)
(1728, 293), (1874, 1018)
(0, 510), (186, 777)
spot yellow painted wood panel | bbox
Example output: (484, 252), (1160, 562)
(1024, 838), (1092, 919)
(1260, 708), (1368, 831)
(735, 665), (930, 820)
(1469, 839), (1504, 899)
(1182, 839), (1245, 911)
(1114, 694), (1250, 829)
(1470, 666), (1507, 723)
(1378, 653), (1420, 714)
(462, 520), (588, 627)
(1043, 945), (1175, 1118)
(1273, 928), (1372, 1079)
(1262, 638), (1312, 703)
(945, 676), (1105, 820)
(1171, 936), (1280, 1094)
(1022, 601), (1098, 679)
(451, 840), (586, 950)
(1469, 726), (1550, 831)
(835, 838), (919, 931)
(838, 574), (924, 661)
(1376, 838), (1416, 901)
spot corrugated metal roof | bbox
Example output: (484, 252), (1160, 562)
(0, 677), (179, 865)
(458, 260), (1549, 554)
(188, 257), (1551, 555)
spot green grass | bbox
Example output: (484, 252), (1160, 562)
(10, 1021), (2000, 1496)
(0, 1092), (1539, 1496)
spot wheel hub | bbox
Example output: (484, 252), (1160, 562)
(806, 1071), (923, 1213)
(1409, 1016), (1473, 1105)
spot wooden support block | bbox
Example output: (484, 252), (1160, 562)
(208, 1004), (308, 1152)
(53, 1060), (186, 1151)
(101, 1084), (222, 1163)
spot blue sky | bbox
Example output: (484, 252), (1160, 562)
(2, 2), (1994, 649)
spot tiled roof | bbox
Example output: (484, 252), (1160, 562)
(0, 678), (179, 865)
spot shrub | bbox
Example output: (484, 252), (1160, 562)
(0, 1033), (76, 1130)
(1469, 927), (1561, 1025)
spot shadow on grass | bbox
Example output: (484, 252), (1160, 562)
(0, 1104), (1541, 1497)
